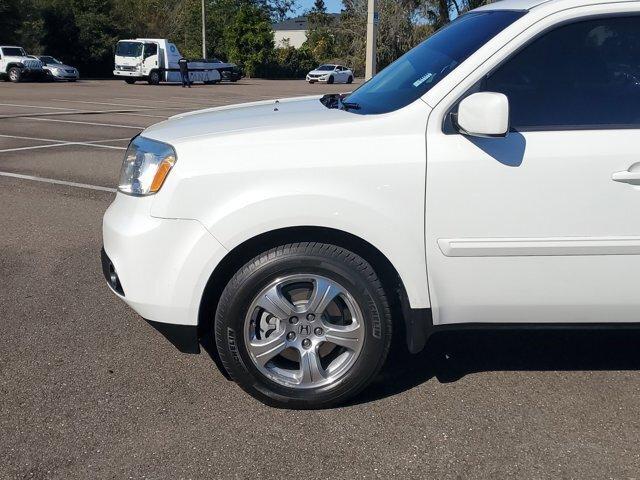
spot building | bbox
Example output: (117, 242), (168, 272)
(273, 16), (309, 49)
(272, 14), (340, 49)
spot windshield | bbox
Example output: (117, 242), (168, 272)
(116, 41), (143, 58)
(40, 56), (60, 64)
(317, 65), (336, 71)
(343, 10), (526, 115)
(2, 47), (26, 56)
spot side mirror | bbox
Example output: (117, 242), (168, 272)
(456, 92), (510, 138)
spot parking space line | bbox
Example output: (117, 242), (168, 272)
(30, 117), (144, 129)
(89, 138), (132, 143)
(112, 112), (169, 119)
(113, 97), (206, 107)
(0, 103), (76, 111)
(0, 171), (116, 192)
(0, 133), (74, 143)
(51, 99), (184, 110)
(0, 143), (73, 153)
(0, 134), (128, 151)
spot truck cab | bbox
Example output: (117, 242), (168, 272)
(0, 46), (44, 83)
(114, 38), (237, 85)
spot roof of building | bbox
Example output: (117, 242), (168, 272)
(273, 13), (340, 31)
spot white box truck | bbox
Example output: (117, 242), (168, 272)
(113, 38), (240, 85)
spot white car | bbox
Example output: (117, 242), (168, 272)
(306, 64), (353, 84)
(38, 56), (79, 82)
(103, 0), (640, 409)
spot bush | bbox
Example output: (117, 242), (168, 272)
(262, 45), (317, 79)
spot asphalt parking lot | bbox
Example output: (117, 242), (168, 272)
(2, 79), (640, 479)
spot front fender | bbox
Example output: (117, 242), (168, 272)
(152, 180), (429, 310)
(199, 192), (428, 310)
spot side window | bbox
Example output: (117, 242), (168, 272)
(483, 15), (640, 130)
(144, 43), (158, 58)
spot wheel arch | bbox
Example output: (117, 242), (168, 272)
(198, 226), (431, 374)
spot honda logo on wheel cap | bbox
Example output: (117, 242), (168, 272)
(298, 324), (310, 335)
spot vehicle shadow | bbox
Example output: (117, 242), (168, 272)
(351, 327), (640, 406)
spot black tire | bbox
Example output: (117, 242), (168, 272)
(124, 78), (136, 84)
(8, 67), (22, 83)
(147, 70), (161, 85)
(347, 76), (354, 84)
(215, 242), (392, 409)
(327, 75), (334, 84)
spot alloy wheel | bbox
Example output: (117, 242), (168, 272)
(244, 274), (365, 389)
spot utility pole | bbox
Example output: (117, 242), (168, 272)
(365, 0), (378, 80)
(201, 0), (207, 59)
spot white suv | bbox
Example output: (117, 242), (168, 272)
(103, 0), (640, 408)
(0, 46), (44, 82)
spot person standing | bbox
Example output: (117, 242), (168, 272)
(178, 57), (191, 88)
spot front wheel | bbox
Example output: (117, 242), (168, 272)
(215, 243), (392, 409)
(327, 75), (334, 84)
(147, 70), (161, 85)
(8, 67), (22, 83)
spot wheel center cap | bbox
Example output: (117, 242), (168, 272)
(297, 323), (311, 336)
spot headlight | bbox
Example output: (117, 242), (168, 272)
(118, 136), (176, 196)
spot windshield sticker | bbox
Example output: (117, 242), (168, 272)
(413, 73), (433, 87)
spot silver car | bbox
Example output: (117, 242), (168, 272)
(38, 56), (79, 82)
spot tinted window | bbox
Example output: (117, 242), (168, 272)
(39, 56), (60, 64)
(484, 16), (640, 129)
(144, 43), (157, 57)
(116, 41), (143, 57)
(2, 47), (26, 56)
(343, 10), (526, 115)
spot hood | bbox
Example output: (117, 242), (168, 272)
(5, 56), (42, 69)
(142, 96), (360, 144)
(309, 70), (333, 75)
(44, 63), (74, 70)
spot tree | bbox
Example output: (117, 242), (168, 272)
(223, 3), (274, 77)
(335, 0), (428, 75)
(420, 0), (493, 27)
(260, 0), (298, 22)
(304, 0), (335, 61)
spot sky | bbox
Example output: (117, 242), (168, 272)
(294, 0), (343, 15)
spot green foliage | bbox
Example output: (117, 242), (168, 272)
(264, 44), (317, 78)
(223, 3), (274, 77)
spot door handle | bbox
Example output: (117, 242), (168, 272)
(613, 168), (640, 185)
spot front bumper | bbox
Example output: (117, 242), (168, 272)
(48, 70), (79, 81)
(114, 70), (142, 77)
(102, 194), (228, 349)
(307, 75), (329, 83)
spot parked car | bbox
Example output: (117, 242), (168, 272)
(103, 0), (640, 409)
(0, 46), (45, 82)
(211, 58), (243, 82)
(307, 64), (353, 84)
(38, 56), (79, 82)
